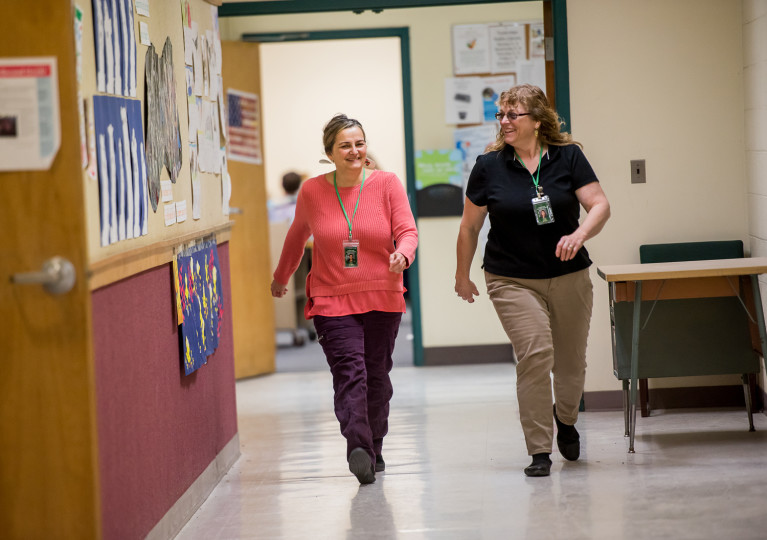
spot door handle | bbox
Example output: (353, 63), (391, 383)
(11, 256), (76, 295)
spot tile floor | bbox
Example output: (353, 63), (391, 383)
(175, 363), (767, 540)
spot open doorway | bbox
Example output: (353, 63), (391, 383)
(252, 30), (419, 371)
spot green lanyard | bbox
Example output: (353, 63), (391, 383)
(333, 168), (366, 240)
(514, 145), (544, 196)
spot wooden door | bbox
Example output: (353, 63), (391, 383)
(221, 41), (276, 378)
(0, 1), (100, 538)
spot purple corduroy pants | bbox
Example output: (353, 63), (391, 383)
(313, 311), (402, 466)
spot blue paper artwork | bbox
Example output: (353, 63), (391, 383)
(176, 240), (224, 375)
(93, 95), (148, 246)
(91, 0), (137, 97)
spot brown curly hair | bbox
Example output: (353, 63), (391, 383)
(486, 84), (581, 153)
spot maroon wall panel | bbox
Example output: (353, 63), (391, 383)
(92, 243), (237, 540)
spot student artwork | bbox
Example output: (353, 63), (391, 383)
(185, 66), (199, 143)
(144, 38), (183, 211)
(91, 0), (137, 97)
(93, 95), (148, 246)
(198, 99), (221, 173)
(174, 238), (224, 375)
(190, 142), (202, 219)
(180, 3), (226, 177)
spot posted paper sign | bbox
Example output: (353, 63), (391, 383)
(164, 202), (177, 226)
(444, 77), (482, 125)
(452, 24), (491, 75)
(489, 24), (526, 73)
(0, 57), (60, 171)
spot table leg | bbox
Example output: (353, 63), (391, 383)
(629, 281), (642, 453)
(608, 282), (629, 436)
(750, 275), (767, 372)
(742, 373), (755, 432)
(623, 379), (629, 436)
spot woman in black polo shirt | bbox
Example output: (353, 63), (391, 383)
(455, 84), (610, 477)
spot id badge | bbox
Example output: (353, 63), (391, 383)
(343, 239), (359, 268)
(532, 196), (555, 225)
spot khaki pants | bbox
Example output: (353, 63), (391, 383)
(485, 269), (593, 455)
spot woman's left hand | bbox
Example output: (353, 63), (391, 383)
(389, 252), (408, 273)
(555, 234), (585, 261)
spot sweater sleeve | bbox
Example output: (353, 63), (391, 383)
(273, 188), (312, 284)
(388, 174), (418, 266)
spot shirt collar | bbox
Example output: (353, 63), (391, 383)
(504, 144), (553, 164)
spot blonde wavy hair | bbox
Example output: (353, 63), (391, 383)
(486, 84), (581, 153)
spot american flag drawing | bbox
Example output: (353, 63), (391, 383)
(227, 89), (262, 164)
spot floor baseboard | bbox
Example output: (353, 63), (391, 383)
(145, 433), (240, 540)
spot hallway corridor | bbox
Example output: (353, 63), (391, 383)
(175, 364), (767, 539)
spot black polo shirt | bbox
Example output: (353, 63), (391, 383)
(466, 144), (599, 279)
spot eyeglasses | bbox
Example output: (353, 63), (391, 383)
(494, 111), (531, 121)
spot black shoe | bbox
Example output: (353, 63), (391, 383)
(554, 404), (580, 461)
(349, 448), (376, 484)
(524, 453), (552, 477)
(375, 454), (385, 472)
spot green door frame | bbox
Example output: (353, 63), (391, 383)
(222, 1), (571, 366)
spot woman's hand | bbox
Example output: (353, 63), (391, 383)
(556, 182), (611, 261)
(455, 277), (480, 303)
(555, 233), (586, 261)
(456, 198), (487, 304)
(389, 252), (408, 273)
(271, 280), (288, 298)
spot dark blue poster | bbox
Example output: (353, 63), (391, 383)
(93, 94), (148, 246)
(175, 239), (224, 375)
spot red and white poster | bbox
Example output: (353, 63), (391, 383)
(0, 57), (60, 171)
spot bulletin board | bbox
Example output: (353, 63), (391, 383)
(416, 19), (546, 217)
(447, 20), (545, 126)
(77, 0), (232, 287)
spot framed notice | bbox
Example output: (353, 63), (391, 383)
(0, 57), (61, 171)
(226, 88), (262, 164)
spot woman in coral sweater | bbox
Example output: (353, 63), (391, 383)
(271, 114), (418, 485)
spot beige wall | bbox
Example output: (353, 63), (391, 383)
(221, 0), (753, 393)
(744, 0), (767, 390)
(569, 0), (747, 392)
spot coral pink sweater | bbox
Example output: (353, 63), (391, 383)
(273, 170), (418, 318)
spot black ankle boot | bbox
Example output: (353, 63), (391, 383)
(554, 404), (580, 461)
(524, 453), (552, 477)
